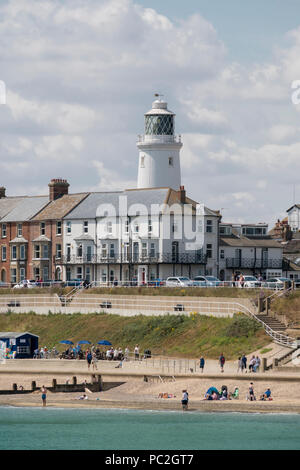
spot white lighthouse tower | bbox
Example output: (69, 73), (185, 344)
(137, 95), (182, 189)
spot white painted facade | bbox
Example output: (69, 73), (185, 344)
(287, 205), (300, 232)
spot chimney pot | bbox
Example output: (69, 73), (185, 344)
(48, 178), (69, 201)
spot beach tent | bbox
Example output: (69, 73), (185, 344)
(60, 340), (73, 345)
(98, 340), (112, 346)
(0, 332), (39, 359)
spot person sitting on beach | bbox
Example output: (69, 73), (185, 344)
(113, 348), (119, 361)
(260, 388), (272, 401)
(75, 394), (88, 400)
(230, 387), (239, 399)
(249, 356), (256, 372)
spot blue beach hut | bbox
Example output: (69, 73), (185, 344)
(0, 331), (39, 358)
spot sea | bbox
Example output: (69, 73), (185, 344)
(0, 407), (299, 450)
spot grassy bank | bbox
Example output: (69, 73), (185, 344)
(0, 312), (269, 359)
(271, 290), (300, 325)
(0, 286), (261, 298)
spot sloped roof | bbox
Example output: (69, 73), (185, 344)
(0, 197), (24, 220)
(220, 236), (282, 248)
(0, 331), (39, 338)
(32, 193), (89, 221)
(1, 197), (49, 222)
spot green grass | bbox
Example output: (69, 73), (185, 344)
(260, 348), (273, 354)
(0, 312), (269, 359)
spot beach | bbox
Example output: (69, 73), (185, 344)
(0, 357), (300, 414)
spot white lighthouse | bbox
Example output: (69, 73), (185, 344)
(137, 96), (182, 189)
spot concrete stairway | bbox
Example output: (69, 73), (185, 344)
(256, 314), (287, 332)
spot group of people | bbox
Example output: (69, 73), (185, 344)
(202, 382), (272, 402)
(231, 272), (263, 287)
(197, 353), (261, 374)
(237, 354), (261, 373)
(33, 347), (59, 359)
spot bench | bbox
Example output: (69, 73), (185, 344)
(7, 301), (21, 307)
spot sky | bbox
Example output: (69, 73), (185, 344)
(0, 0), (300, 227)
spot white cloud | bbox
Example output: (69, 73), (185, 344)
(0, 0), (300, 228)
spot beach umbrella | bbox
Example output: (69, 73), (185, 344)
(77, 340), (91, 345)
(59, 340), (74, 345)
(97, 340), (112, 346)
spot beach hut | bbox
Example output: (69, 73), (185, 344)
(0, 332), (39, 359)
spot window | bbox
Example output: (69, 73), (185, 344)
(1, 246), (6, 261)
(168, 156), (174, 166)
(56, 221), (62, 235)
(220, 249), (225, 259)
(172, 221), (178, 233)
(1, 224), (6, 238)
(125, 219), (129, 234)
(220, 226), (231, 235)
(109, 244), (115, 258)
(20, 245), (26, 260)
(140, 156), (145, 168)
(206, 220), (213, 233)
(77, 244), (83, 257)
(107, 221), (112, 234)
(197, 220), (203, 233)
(42, 245), (49, 259)
(102, 244), (107, 258)
(101, 269), (107, 283)
(43, 267), (49, 281)
(148, 219), (152, 233)
(76, 267), (82, 279)
(150, 243), (155, 258)
(142, 242), (147, 257)
(34, 245), (40, 259)
(56, 244), (62, 259)
(206, 244), (212, 258)
(19, 267), (25, 282)
(83, 221), (88, 233)
(134, 223), (139, 233)
(109, 270), (114, 283)
(11, 268), (17, 284)
(66, 221), (72, 234)
(11, 245), (17, 260)
(40, 222), (46, 236)
(66, 244), (71, 261)
(17, 224), (22, 237)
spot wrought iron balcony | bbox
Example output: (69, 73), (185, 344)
(59, 252), (207, 265)
(225, 258), (283, 269)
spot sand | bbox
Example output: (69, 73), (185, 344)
(0, 358), (300, 414)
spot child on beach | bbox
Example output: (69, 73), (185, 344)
(41, 385), (47, 407)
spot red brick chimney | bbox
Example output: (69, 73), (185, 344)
(179, 185), (186, 204)
(48, 179), (69, 201)
(0, 187), (6, 198)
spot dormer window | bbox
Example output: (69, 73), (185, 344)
(140, 156), (145, 168)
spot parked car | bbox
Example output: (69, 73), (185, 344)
(239, 276), (260, 288)
(147, 279), (165, 287)
(13, 279), (37, 289)
(262, 277), (292, 290)
(165, 277), (193, 287)
(192, 275), (221, 287)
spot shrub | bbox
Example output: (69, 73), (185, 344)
(224, 314), (262, 338)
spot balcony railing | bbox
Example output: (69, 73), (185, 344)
(225, 258), (283, 269)
(58, 252), (207, 265)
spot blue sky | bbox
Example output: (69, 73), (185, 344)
(137, 0), (300, 63)
(0, 0), (300, 226)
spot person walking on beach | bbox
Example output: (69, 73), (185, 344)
(237, 356), (243, 373)
(247, 382), (256, 401)
(181, 390), (189, 411)
(134, 345), (139, 361)
(199, 356), (205, 373)
(92, 352), (98, 371)
(86, 350), (92, 370)
(242, 354), (247, 372)
(41, 385), (47, 407)
(219, 353), (225, 373)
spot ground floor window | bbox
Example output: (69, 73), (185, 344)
(11, 268), (17, 283)
(20, 267), (25, 282)
(101, 269), (107, 283)
(77, 267), (83, 279)
(66, 267), (71, 281)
